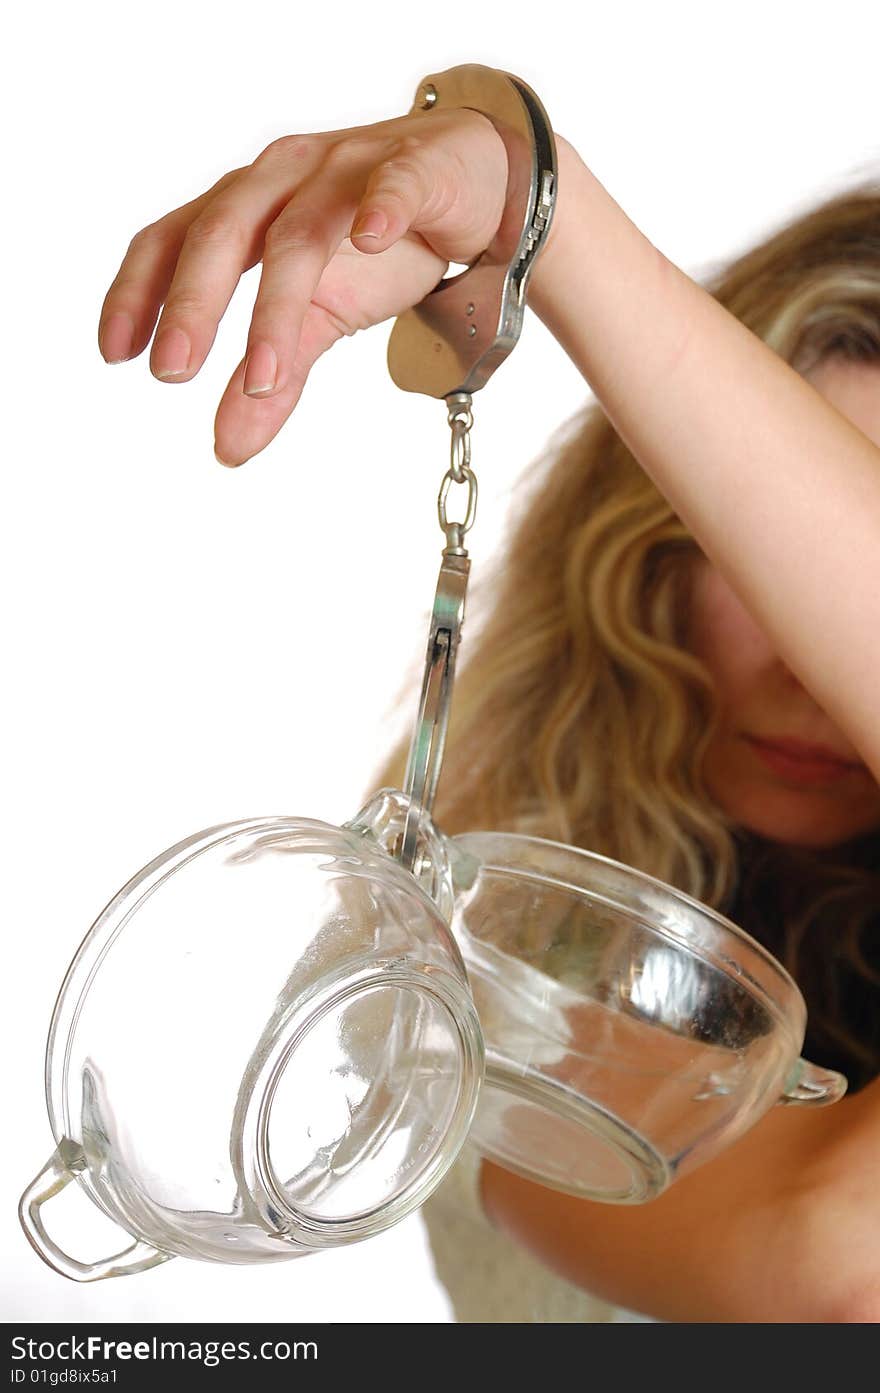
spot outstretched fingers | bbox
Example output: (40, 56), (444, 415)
(145, 155), (322, 383)
(98, 169), (246, 366)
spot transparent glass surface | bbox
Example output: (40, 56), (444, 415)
(266, 983), (467, 1220)
(41, 802), (483, 1266)
(446, 831), (846, 1202)
(24, 789), (846, 1285)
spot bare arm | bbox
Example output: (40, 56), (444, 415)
(480, 1075), (880, 1323)
(529, 137), (880, 783)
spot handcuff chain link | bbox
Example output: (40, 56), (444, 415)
(438, 392), (478, 555)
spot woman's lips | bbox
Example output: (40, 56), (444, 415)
(744, 735), (865, 784)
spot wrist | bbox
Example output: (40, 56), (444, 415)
(525, 133), (670, 387)
(527, 133), (586, 314)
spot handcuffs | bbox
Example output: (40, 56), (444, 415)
(386, 63), (558, 870)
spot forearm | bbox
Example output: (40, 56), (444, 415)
(479, 1078), (880, 1322)
(529, 138), (880, 778)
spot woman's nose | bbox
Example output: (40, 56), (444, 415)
(780, 663), (805, 689)
(777, 660), (829, 716)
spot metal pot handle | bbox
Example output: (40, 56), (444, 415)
(779, 1057), (848, 1107)
(19, 1144), (172, 1282)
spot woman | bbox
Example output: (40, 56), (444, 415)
(98, 99), (880, 1323)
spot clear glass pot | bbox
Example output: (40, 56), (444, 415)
(19, 792), (484, 1281)
(322, 792), (844, 1204)
(20, 787), (846, 1283)
(445, 828), (847, 1202)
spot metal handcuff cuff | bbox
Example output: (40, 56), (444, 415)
(18, 65), (845, 1285)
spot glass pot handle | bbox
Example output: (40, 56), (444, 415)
(19, 1145), (172, 1282)
(779, 1057), (848, 1107)
(344, 786), (457, 923)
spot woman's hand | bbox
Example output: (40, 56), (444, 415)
(98, 110), (509, 466)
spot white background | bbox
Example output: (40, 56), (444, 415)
(3, 0), (878, 1323)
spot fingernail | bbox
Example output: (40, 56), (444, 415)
(351, 209), (387, 240)
(153, 327), (192, 379)
(243, 342), (278, 396)
(101, 311), (135, 363)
